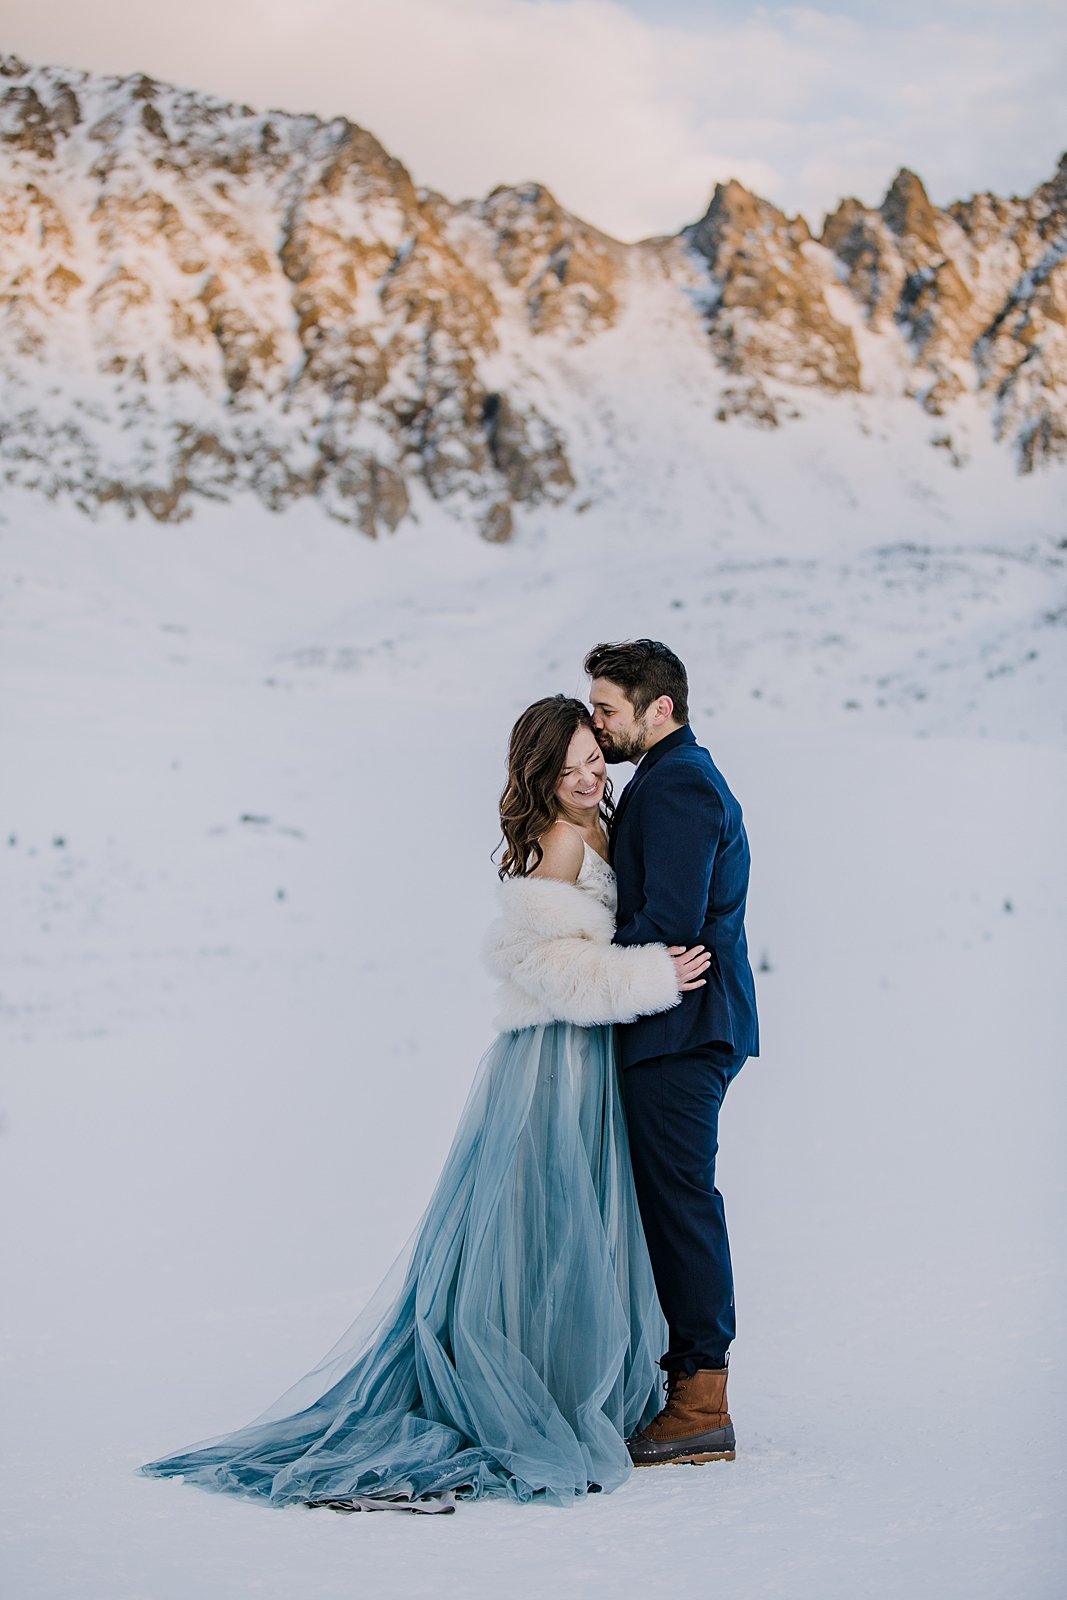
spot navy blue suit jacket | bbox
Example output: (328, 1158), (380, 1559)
(610, 726), (759, 1070)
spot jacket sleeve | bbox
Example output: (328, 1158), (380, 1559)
(614, 768), (723, 948)
(507, 932), (681, 1026)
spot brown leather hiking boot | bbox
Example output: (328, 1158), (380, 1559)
(627, 1367), (736, 1466)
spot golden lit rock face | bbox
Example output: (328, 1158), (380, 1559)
(820, 160), (1067, 463)
(477, 183), (625, 340)
(686, 180), (861, 394)
(0, 53), (1064, 533)
(0, 57), (575, 536)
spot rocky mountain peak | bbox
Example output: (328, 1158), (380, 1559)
(1, 56), (1064, 538)
(818, 156), (1067, 454)
(689, 178), (812, 256)
(880, 167), (942, 250)
(1031, 150), (1067, 226)
(686, 179), (857, 396)
(475, 181), (624, 337)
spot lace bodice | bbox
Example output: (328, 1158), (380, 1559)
(576, 841), (617, 915)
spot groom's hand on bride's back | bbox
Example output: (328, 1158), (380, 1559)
(668, 945), (711, 991)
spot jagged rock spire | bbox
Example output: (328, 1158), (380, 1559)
(1, 54), (1064, 534)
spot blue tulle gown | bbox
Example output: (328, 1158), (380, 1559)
(141, 1020), (665, 1508)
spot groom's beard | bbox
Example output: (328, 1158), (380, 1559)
(595, 729), (647, 764)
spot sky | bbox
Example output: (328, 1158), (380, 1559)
(2, 0), (1065, 239)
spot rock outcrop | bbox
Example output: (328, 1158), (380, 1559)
(686, 181), (861, 393)
(1, 53), (1064, 535)
(821, 161), (1067, 463)
(0, 56), (575, 536)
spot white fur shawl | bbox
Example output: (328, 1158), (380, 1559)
(483, 875), (681, 1031)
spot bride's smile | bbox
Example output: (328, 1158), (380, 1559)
(555, 732), (607, 819)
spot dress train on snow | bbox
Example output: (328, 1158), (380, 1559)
(141, 1020), (666, 1507)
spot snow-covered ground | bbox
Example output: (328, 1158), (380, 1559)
(1, 475), (1065, 1598)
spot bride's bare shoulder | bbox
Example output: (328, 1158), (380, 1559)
(530, 820), (584, 884)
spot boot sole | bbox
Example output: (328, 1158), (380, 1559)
(628, 1422), (736, 1466)
(632, 1449), (736, 1466)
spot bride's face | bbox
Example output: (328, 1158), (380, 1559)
(554, 727), (607, 819)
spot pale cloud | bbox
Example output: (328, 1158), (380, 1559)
(2, 0), (1064, 238)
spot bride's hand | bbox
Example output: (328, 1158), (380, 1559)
(668, 945), (711, 991)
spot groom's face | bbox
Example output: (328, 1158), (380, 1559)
(588, 677), (654, 763)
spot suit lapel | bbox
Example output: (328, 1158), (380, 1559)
(607, 781), (631, 863)
(607, 728), (696, 864)
(607, 766), (646, 861)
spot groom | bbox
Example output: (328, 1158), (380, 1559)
(585, 640), (759, 1465)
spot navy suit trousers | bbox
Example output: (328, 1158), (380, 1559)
(621, 1044), (745, 1372)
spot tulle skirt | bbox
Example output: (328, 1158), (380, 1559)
(140, 1023), (666, 1507)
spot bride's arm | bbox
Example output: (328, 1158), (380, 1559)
(487, 824), (705, 1025)
(504, 923), (684, 1025)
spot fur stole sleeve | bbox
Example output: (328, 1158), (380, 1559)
(483, 876), (681, 1031)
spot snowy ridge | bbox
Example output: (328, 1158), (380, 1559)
(1, 53), (1066, 539)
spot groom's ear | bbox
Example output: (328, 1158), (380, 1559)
(651, 694), (675, 726)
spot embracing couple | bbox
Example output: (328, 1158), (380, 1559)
(142, 640), (760, 1512)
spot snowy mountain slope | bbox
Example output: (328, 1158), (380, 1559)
(0, 491), (1064, 1600)
(1, 52), (1066, 542)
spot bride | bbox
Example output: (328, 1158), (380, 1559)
(141, 696), (709, 1510)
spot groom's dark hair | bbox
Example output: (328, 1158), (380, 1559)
(584, 639), (689, 724)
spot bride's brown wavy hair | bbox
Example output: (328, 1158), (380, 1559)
(496, 695), (614, 880)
